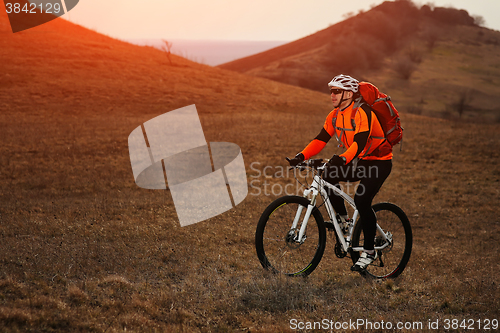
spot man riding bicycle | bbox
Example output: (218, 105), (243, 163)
(288, 74), (393, 272)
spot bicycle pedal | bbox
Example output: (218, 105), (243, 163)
(377, 252), (384, 267)
(334, 241), (347, 258)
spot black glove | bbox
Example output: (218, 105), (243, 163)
(327, 155), (346, 167)
(287, 153), (305, 167)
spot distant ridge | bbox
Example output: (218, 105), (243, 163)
(218, 1), (500, 120)
(218, 1), (478, 90)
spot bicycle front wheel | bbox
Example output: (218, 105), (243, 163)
(351, 202), (412, 279)
(255, 195), (326, 277)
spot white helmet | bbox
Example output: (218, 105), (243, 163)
(328, 74), (359, 93)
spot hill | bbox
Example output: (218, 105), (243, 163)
(0, 6), (329, 118)
(219, 1), (500, 121)
(0, 4), (499, 332)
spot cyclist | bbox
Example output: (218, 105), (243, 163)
(288, 74), (393, 272)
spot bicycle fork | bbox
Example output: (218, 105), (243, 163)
(290, 190), (318, 244)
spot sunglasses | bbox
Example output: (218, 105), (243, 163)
(330, 88), (344, 94)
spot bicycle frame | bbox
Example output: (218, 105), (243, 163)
(293, 166), (392, 253)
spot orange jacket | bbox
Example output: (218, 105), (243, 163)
(301, 102), (392, 164)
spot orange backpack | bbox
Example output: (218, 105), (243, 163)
(357, 82), (403, 147)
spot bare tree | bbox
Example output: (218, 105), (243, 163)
(405, 45), (424, 64)
(472, 15), (486, 27)
(424, 2), (435, 10)
(422, 29), (439, 50)
(161, 39), (173, 65)
(342, 12), (355, 20)
(453, 89), (474, 118)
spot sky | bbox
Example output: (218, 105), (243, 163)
(62, 0), (500, 42)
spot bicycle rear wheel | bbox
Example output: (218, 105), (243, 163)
(255, 195), (326, 277)
(351, 202), (412, 279)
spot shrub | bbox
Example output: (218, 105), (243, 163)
(406, 45), (424, 64)
(393, 56), (417, 80)
(421, 27), (440, 50)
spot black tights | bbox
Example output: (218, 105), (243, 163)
(324, 159), (392, 251)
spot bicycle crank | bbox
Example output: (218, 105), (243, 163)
(377, 250), (384, 268)
(334, 241), (347, 258)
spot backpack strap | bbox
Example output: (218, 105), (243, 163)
(375, 96), (396, 117)
(331, 109), (343, 148)
(331, 109), (355, 149)
(349, 97), (363, 130)
(331, 98), (364, 148)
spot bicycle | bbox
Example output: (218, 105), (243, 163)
(255, 158), (412, 279)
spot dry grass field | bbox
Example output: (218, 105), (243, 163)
(1, 6), (500, 333)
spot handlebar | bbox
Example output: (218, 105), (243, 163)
(286, 158), (326, 170)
